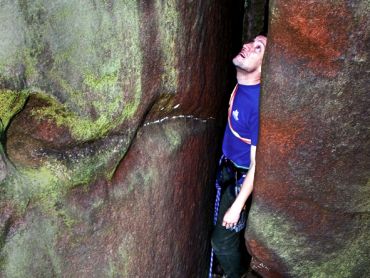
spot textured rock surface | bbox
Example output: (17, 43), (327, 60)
(0, 1), (244, 277)
(242, 0), (268, 41)
(245, 1), (370, 277)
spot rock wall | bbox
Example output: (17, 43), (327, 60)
(246, 1), (370, 277)
(242, 0), (268, 41)
(0, 1), (244, 277)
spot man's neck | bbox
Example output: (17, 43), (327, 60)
(236, 69), (261, 85)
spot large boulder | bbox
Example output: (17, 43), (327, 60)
(246, 1), (370, 277)
(0, 1), (244, 277)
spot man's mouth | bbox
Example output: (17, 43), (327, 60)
(239, 49), (248, 58)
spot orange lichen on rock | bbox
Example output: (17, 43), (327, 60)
(271, 1), (350, 76)
(259, 115), (306, 160)
(247, 239), (272, 265)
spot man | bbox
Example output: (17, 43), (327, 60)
(210, 35), (267, 278)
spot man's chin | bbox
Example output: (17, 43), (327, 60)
(232, 57), (240, 66)
(233, 58), (247, 70)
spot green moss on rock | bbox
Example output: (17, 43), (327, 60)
(106, 234), (134, 277)
(30, 89), (140, 142)
(0, 90), (29, 134)
(248, 203), (369, 277)
(2, 0), (144, 142)
(3, 163), (65, 213)
(155, 0), (182, 94)
(3, 130), (128, 213)
(2, 214), (62, 278)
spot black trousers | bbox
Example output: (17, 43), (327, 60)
(211, 157), (248, 278)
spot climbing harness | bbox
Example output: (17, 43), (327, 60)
(208, 155), (226, 278)
(208, 156), (248, 278)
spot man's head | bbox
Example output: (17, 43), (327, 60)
(232, 35), (267, 76)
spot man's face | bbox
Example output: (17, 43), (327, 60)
(232, 35), (267, 73)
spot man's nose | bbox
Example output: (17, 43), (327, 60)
(243, 43), (252, 51)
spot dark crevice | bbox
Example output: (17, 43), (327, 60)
(211, 1), (270, 277)
(1, 95), (30, 171)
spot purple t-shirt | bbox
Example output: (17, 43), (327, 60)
(222, 83), (260, 168)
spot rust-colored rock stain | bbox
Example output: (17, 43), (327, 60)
(271, 2), (350, 76)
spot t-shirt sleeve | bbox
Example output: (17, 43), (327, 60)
(249, 110), (259, 146)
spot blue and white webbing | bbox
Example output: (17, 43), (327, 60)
(208, 155), (225, 278)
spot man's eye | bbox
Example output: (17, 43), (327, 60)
(255, 45), (261, 52)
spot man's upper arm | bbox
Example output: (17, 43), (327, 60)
(250, 145), (257, 165)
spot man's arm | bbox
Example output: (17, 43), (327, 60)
(222, 145), (256, 229)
